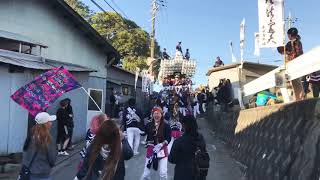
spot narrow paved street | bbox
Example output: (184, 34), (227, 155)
(51, 117), (245, 180)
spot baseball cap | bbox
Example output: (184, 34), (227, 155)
(35, 112), (56, 124)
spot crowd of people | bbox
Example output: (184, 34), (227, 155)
(162, 74), (193, 87)
(20, 90), (210, 180)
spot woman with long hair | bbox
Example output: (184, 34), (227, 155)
(21, 112), (57, 180)
(169, 115), (209, 180)
(140, 107), (171, 180)
(79, 113), (109, 169)
(76, 120), (133, 180)
(168, 104), (182, 153)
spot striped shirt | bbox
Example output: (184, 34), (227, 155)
(80, 129), (95, 158)
(170, 121), (182, 131)
(310, 71), (320, 83)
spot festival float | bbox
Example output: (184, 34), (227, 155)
(158, 52), (196, 93)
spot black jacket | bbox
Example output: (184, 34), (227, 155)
(57, 108), (73, 128)
(169, 134), (207, 180)
(145, 121), (171, 145)
(76, 138), (133, 180)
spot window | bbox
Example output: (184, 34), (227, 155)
(88, 89), (103, 111)
(0, 38), (36, 55)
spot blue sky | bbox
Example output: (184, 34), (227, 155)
(83, 0), (320, 87)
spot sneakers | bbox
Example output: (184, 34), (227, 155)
(134, 152), (140, 156)
(62, 151), (69, 156)
(58, 151), (69, 156)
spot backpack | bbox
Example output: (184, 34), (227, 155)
(193, 139), (210, 179)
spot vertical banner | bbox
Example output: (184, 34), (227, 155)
(230, 41), (237, 63)
(258, 0), (285, 48)
(240, 18), (245, 63)
(135, 67), (140, 91)
(141, 70), (147, 93)
(254, 33), (261, 57)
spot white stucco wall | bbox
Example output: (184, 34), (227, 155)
(208, 67), (241, 99)
(0, 0), (107, 78)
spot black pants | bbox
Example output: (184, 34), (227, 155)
(67, 127), (73, 148)
(301, 76), (310, 94)
(312, 82), (320, 97)
(57, 125), (72, 144)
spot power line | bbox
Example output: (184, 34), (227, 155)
(90, 0), (130, 31)
(102, 0), (127, 21)
(110, 0), (129, 19)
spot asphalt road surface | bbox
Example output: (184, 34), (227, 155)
(51, 117), (246, 180)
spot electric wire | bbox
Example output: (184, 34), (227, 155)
(91, 0), (129, 31)
(110, 0), (130, 19)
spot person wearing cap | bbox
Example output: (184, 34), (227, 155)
(21, 112), (57, 180)
(141, 107), (171, 180)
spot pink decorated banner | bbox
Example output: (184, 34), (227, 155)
(11, 66), (81, 116)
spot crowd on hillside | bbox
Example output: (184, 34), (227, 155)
(20, 88), (210, 180)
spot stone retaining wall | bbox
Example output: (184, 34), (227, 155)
(206, 99), (320, 180)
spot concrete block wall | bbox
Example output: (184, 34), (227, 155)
(205, 99), (320, 180)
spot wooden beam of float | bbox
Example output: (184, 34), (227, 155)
(243, 46), (320, 97)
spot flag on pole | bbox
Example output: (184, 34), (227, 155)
(141, 70), (148, 93)
(11, 67), (81, 116)
(135, 67), (140, 90)
(240, 18), (246, 63)
(229, 41), (237, 63)
(254, 32), (261, 57)
(258, 0), (285, 48)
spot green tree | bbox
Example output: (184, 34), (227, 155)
(91, 12), (161, 72)
(91, 12), (150, 57)
(64, 3), (162, 76)
(65, 0), (92, 20)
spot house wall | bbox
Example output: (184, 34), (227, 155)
(0, 63), (94, 154)
(0, 65), (14, 155)
(46, 72), (90, 146)
(0, 0), (114, 154)
(208, 67), (240, 100)
(106, 67), (148, 116)
(0, 65), (39, 154)
(207, 65), (277, 105)
(0, 0), (107, 78)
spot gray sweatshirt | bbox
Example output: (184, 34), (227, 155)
(22, 138), (57, 178)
